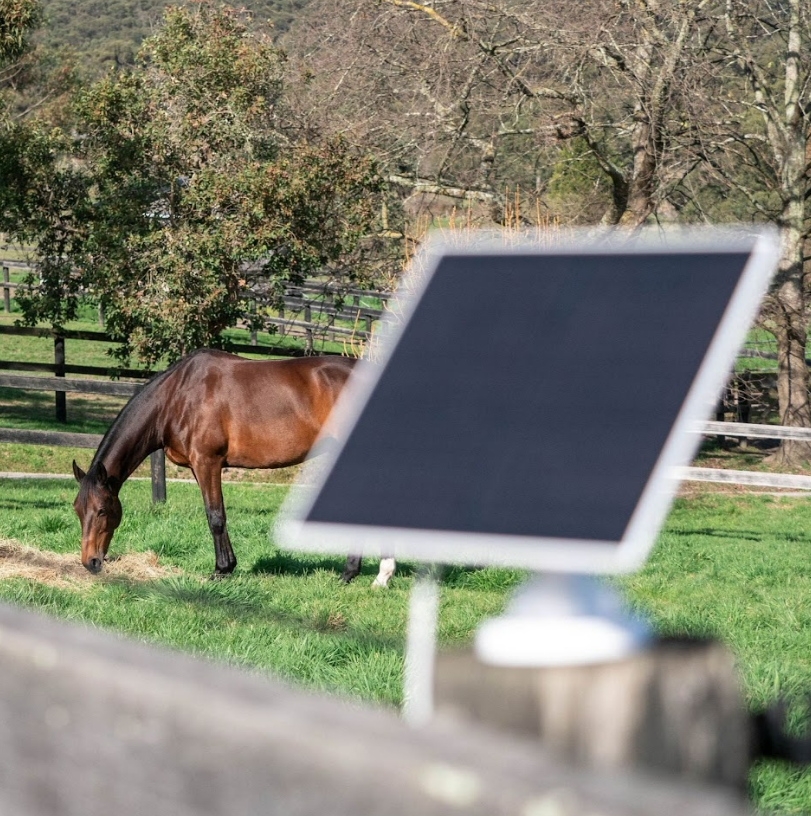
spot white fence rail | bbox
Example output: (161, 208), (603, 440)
(694, 420), (811, 441)
(685, 422), (811, 491)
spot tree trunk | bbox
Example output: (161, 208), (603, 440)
(767, 0), (811, 466)
(768, 214), (811, 465)
(617, 116), (657, 228)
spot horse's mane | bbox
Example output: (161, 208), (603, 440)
(88, 352), (200, 473)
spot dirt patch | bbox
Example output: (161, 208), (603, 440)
(0, 540), (178, 588)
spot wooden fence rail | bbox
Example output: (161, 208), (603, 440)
(0, 428), (102, 449)
(685, 421), (811, 491)
(696, 420), (811, 441)
(0, 425), (167, 503)
(0, 600), (749, 816)
(0, 323), (344, 424)
(678, 466), (811, 491)
(1, 258), (389, 341)
(0, 374), (142, 397)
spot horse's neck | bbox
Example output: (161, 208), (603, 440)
(95, 393), (165, 489)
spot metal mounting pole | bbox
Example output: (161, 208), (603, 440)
(403, 563), (444, 728)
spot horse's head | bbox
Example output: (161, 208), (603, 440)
(72, 460), (122, 574)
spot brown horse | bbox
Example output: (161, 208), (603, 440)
(72, 349), (357, 578)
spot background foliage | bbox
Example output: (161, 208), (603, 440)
(1, 3), (383, 367)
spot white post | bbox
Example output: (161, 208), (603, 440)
(403, 565), (442, 727)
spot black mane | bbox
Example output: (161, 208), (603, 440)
(87, 352), (203, 477)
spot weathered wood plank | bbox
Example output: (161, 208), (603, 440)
(264, 315), (370, 338)
(0, 374), (141, 396)
(220, 341), (333, 357)
(435, 643), (750, 790)
(698, 420), (811, 441)
(280, 295), (384, 319)
(677, 466), (811, 490)
(0, 360), (155, 379)
(0, 325), (112, 342)
(0, 428), (102, 448)
(0, 603), (750, 816)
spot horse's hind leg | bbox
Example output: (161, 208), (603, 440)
(372, 557), (396, 589)
(341, 554), (362, 583)
(194, 458), (237, 578)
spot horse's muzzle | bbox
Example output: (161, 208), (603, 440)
(84, 557), (103, 574)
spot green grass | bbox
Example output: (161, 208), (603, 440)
(5, 284), (811, 810)
(0, 477), (523, 707)
(1, 478), (811, 809)
(618, 492), (811, 812)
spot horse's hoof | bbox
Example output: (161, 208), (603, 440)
(340, 572), (357, 584)
(209, 571), (229, 581)
(371, 579), (389, 590)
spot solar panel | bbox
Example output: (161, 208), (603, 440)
(279, 231), (778, 573)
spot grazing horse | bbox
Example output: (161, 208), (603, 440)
(72, 349), (376, 581)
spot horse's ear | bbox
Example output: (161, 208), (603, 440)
(95, 462), (108, 486)
(72, 460), (86, 483)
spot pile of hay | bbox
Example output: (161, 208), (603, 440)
(0, 540), (177, 588)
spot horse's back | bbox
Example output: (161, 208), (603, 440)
(162, 350), (357, 469)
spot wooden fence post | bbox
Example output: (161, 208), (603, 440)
(2, 266), (9, 313)
(249, 297), (258, 346)
(715, 396), (727, 448)
(435, 639), (751, 790)
(54, 334), (66, 423)
(150, 450), (166, 504)
(304, 303), (313, 355)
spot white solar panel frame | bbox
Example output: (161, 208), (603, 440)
(278, 228), (779, 574)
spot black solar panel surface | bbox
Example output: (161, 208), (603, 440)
(306, 251), (749, 544)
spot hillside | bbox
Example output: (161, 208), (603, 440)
(36, 0), (303, 73)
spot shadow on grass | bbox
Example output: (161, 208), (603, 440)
(669, 527), (765, 543)
(0, 496), (68, 512)
(101, 572), (406, 653)
(250, 551), (415, 580)
(669, 527), (811, 545)
(0, 387), (120, 434)
(250, 552), (515, 588)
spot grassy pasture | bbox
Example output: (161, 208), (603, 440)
(6, 292), (811, 810)
(0, 477), (523, 706)
(1, 476), (811, 810)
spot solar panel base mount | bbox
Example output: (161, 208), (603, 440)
(474, 574), (652, 668)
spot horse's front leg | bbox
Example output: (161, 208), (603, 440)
(194, 458), (237, 578)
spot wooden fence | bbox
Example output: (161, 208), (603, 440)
(0, 266), (364, 502)
(1, 259), (389, 348)
(0, 323), (343, 425)
(684, 420), (811, 491)
(0, 600), (750, 816)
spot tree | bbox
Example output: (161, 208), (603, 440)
(284, 0), (714, 227)
(0, 0), (86, 326)
(2, 3), (383, 368)
(703, 0), (811, 464)
(0, 0), (39, 70)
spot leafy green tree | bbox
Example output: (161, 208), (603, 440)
(1, 0), (86, 318)
(3, 3), (382, 367)
(0, 0), (39, 68)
